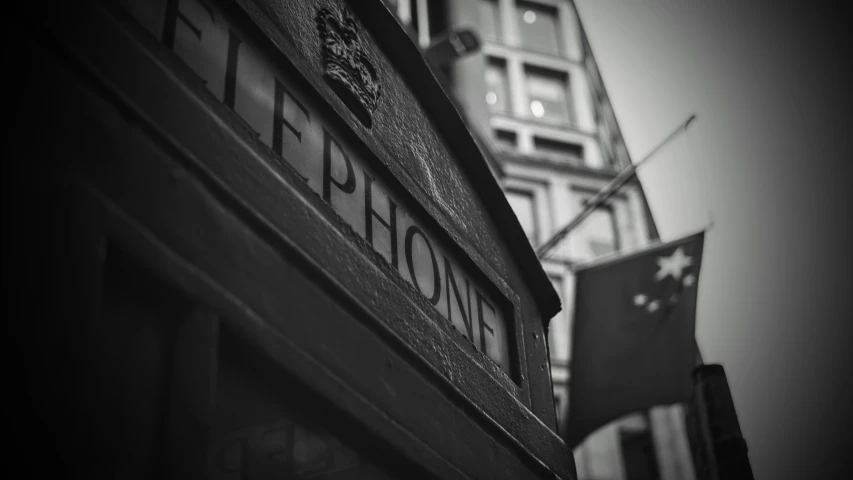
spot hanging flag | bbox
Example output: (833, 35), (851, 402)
(565, 232), (705, 448)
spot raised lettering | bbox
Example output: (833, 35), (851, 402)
(444, 257), (473, 339)
(477, 291), (496, 354)
(365, 172), (398, 270)
(162, 0), (212, 49)
(322, 129), (356, 202)
(119, 0), (512, 375)
(405, 225), (441, 306)
(274, 79), (310, 148)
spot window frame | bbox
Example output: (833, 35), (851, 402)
(502, 176), (553, 248)
(523, 63), (575, 127)
(476, 1), (615, 169)
(480, 45), (601, 162)
(505, 187), (540, 246)
(485, 55), (512, 115)
(578, 198), (621, 257)
(532, 134), (585, 165)
(568, 185), (632, 262)
(515, 0), (563, 57)
(395, 0), (448, 49)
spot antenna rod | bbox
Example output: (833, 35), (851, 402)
(536, 114), (697, 259)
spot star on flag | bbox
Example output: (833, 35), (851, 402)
(654, 247), (693, 281)
(633, 247), (697, 314)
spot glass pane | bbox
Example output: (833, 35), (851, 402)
(576, 204), (618, 259)
(479, 0), (502, 42)
(620, 426), (661, 480)
(533, 136), (584, 165)
(410, 0), (420, 36)
(525, 66), (572, 125)
(516, 1), (561, 56)
(208, 327), (415, 479)
(494, 129), (517, 149)
(485, 57), (509, 113)
(506, 190), (537, 244)
(428, 0), (448, 38)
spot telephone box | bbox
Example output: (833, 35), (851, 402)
(5, 1), (575, 478)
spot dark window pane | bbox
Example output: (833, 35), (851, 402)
(620, 428), (661, 480)
(485, 57), (510, 113)
(494, 129), (517, 149)
(428, 0), (447, 38)
(99, 245), (197, 476)
(410, 0), (420, 36)
(211, 326), (418, 479)
(516, 1), (562, 56)
(533, 136), (583, 164)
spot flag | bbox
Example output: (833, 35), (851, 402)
(565, 232), (705, 448)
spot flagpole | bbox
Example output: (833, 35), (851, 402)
(694, 337), (705, 366)
(536, 114), (697, 259)
(566, 224), (711, 274)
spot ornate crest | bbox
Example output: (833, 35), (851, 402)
(315, 6), (381, 128)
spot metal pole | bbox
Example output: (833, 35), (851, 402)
(536, 114), (697, 259)
(695, 337), (705, 366)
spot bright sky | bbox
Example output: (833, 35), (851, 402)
(574, 1), (853, 478)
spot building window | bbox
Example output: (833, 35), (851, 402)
(533, 136), (583, 165)
(426, 0), (448, 41)
(399, 0), (447, 48)
(525, 65), (573, 125)
(485, 57), (510, 114)
(479, 0), (502, 42)
(494, 129), (518, 149)
(575, 197), (620, 259)
(506, 189), (538, 245)
(516, 0), (562, 56)
(620, 426), (661, 480)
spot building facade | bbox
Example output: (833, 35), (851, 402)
(390, 1), (696, 479)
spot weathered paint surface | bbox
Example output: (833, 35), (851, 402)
(118, 0), (512, 373)
(8, 0), (574, 478)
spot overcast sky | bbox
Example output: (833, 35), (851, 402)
(573, 1), (853, 478)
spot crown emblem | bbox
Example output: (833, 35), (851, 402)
(316, 6), (381, 128)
